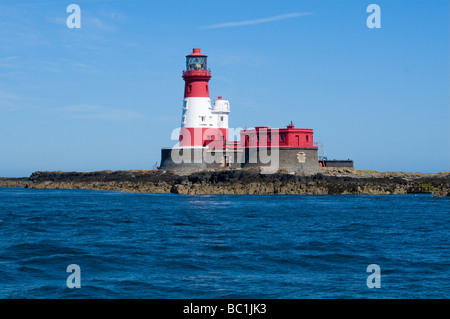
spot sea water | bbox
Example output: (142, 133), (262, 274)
(0, 188), (448, 298)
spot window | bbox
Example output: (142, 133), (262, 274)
(188, 85), (192, 92)
(206, 85), (209, 92)
(306, 135), (309, 142)
(200, 116), (206, 122)
(281, 135), (285, 142)
(296, 152), (306, 163)
(220, 116), (224, 122)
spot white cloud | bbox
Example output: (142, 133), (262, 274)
(1, 56), (18, 62)
(48, 15), (116, 31)
(0, 56), (19, 68)
(51, 105), (143, 121)
(102, 11), (123, 21)
(0, 91), (21, 101)
(201, 12), (312, 29)
(0, 90), (46, 113)
(87, 17), (117, 31)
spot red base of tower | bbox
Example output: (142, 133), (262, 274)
(179, 127), (228, 148)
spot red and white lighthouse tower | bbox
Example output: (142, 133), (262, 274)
(179, 48), (230, 148)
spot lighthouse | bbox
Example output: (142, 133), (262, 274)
(179, 48), (230, 148)
(159, 48), (340, 174)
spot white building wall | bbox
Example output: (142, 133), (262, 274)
(181, 97), (212, 128)
(181, 97), (231, 130)
(211, 98), (230, 129)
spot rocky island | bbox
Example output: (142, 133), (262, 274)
(0, 168), (449, 197)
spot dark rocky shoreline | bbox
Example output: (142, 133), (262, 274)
(0, 169), (449, 196)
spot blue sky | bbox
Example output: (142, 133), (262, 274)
(0, 0), (448, 177)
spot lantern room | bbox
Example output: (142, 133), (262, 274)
(186, 48), (207, 71)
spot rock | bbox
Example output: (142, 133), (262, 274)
(1, 168), (449, 197)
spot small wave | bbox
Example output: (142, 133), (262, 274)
(206, 244), (233, 251)
(5, 242), (87, 261)
(172, 222), (191, 226)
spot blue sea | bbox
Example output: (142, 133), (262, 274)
(0, 187), (448, 299)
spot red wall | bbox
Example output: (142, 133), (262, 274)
(239, 126), (316, 148)
(182, 70), (211, 98)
